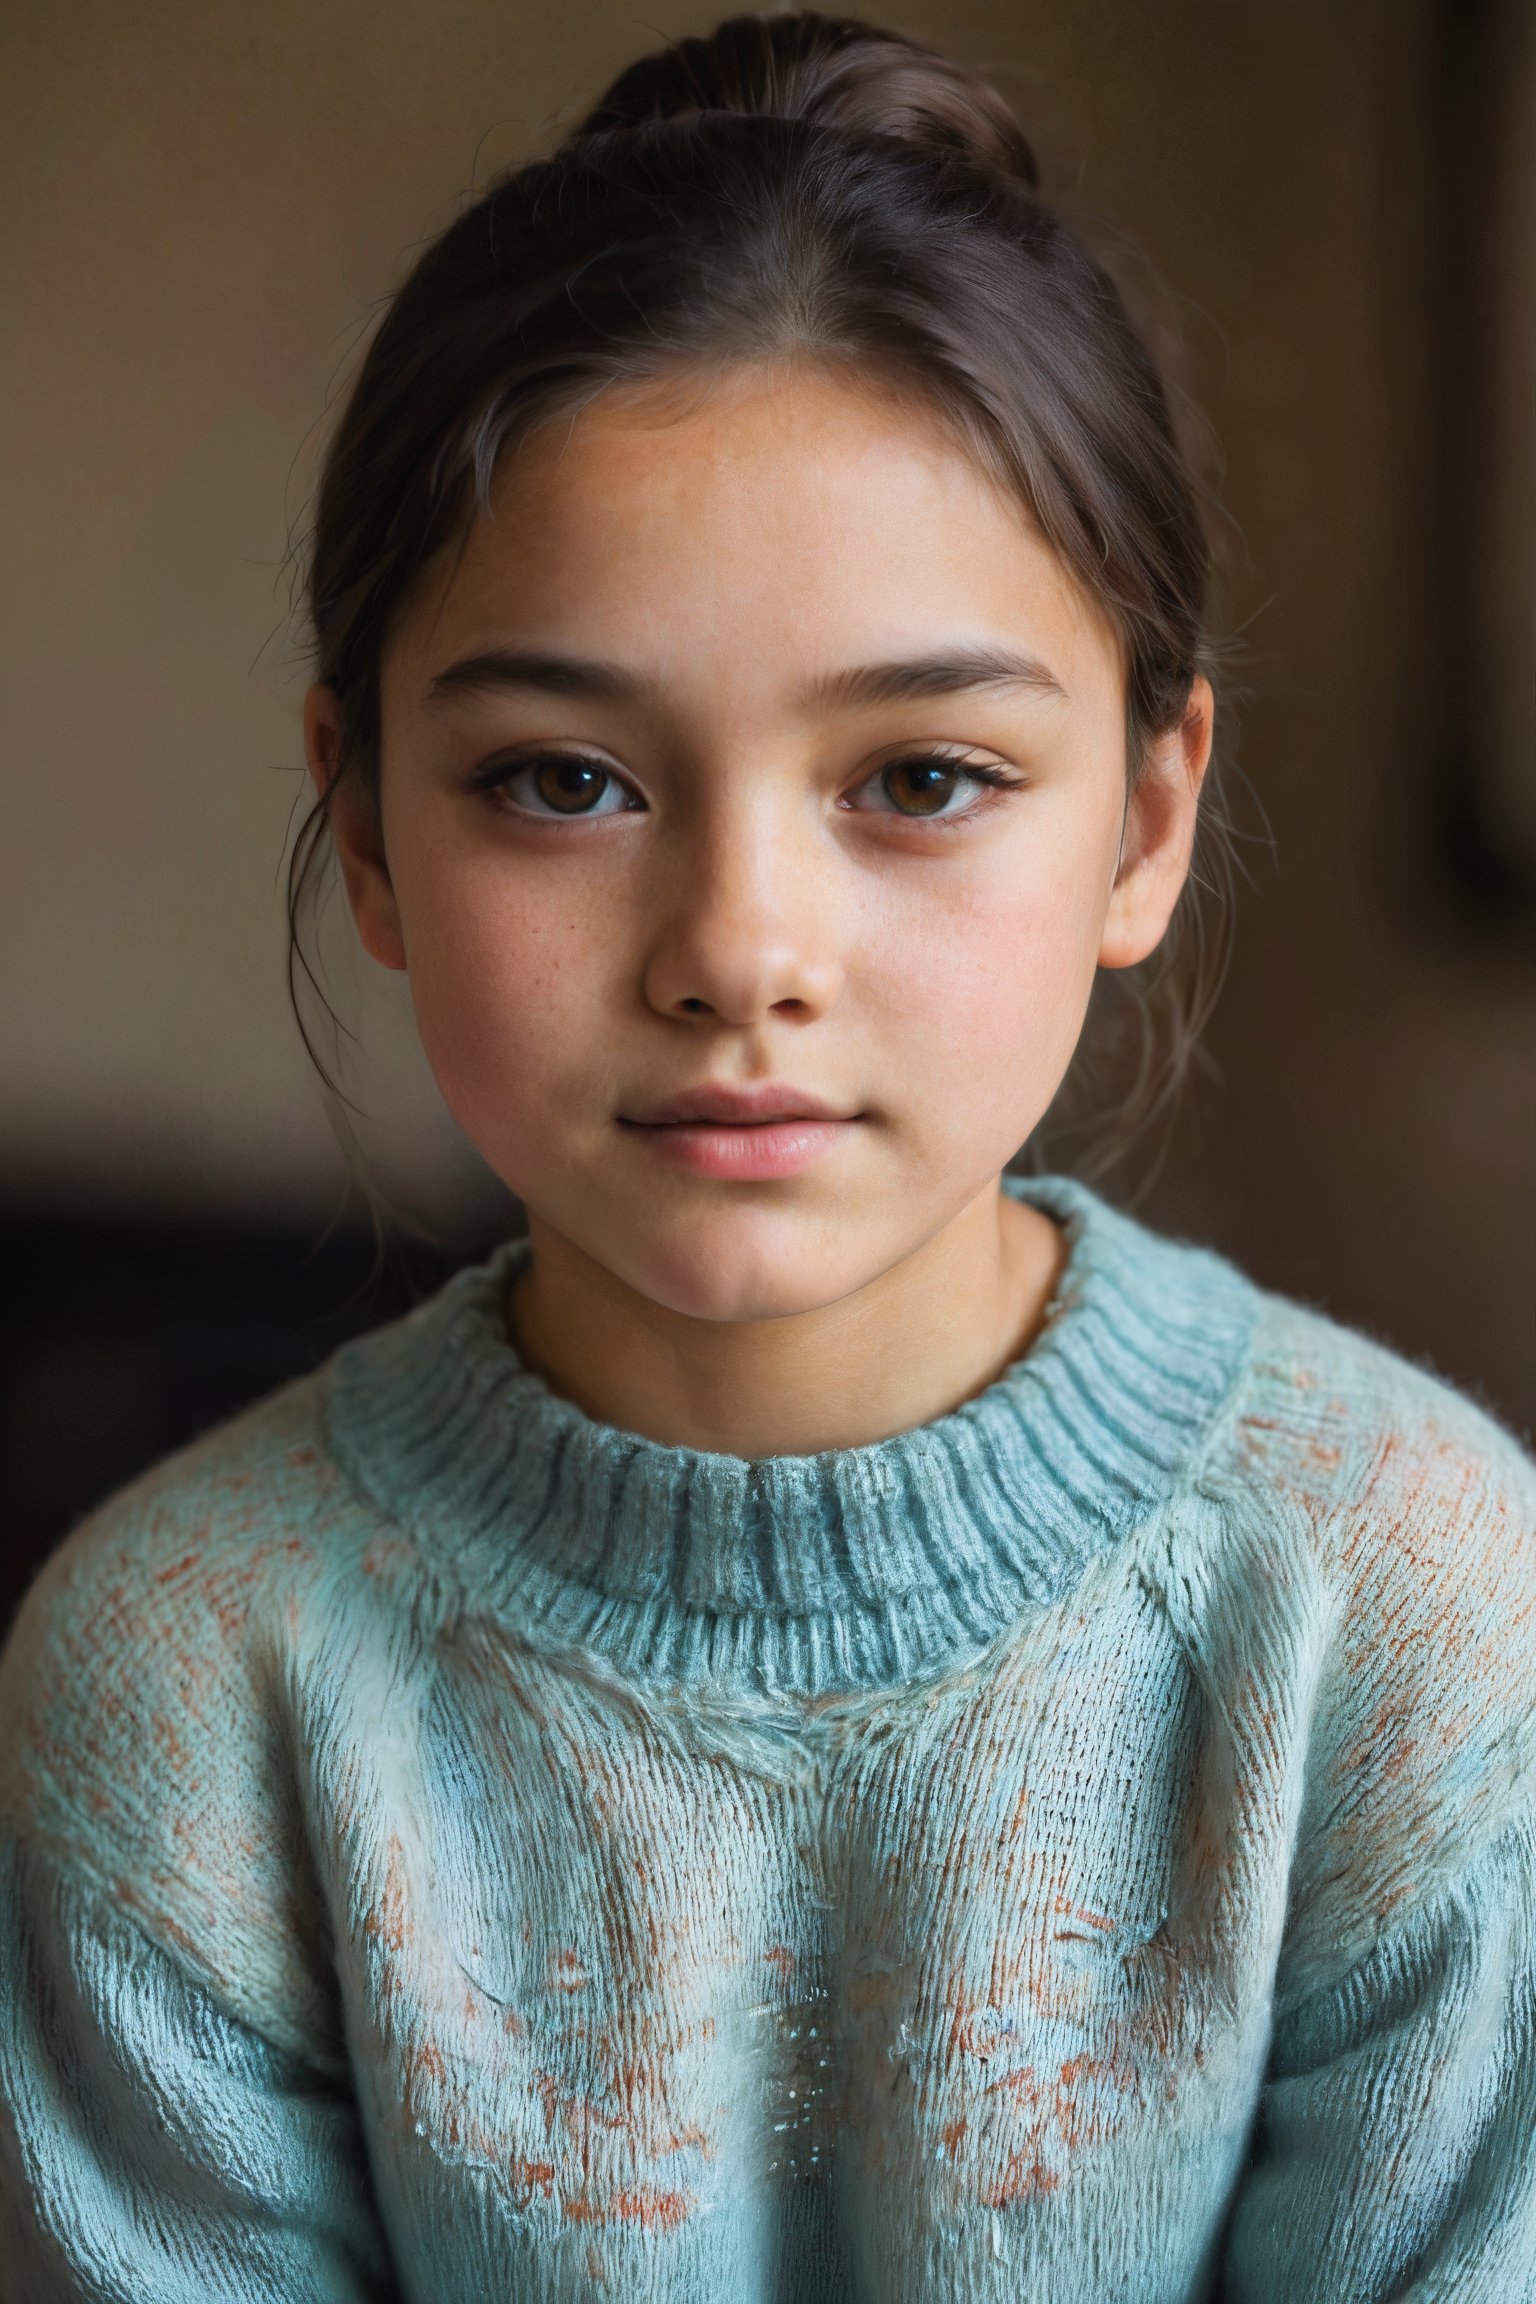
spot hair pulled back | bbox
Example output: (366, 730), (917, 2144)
(296, 10), (1234, 1183)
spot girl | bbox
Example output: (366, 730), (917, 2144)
(2, 15), (1532, 2300)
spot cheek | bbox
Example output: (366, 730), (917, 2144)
(391, 840), (621, 1138)
(861, 840), (1108, 1120)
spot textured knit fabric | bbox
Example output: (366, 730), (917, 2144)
(1, 1173), (1533, 2303)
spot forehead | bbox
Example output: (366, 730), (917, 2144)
(389, 362), (1120, 693)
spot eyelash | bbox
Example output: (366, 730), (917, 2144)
(468, 751), (639, 818)
(469, 750), (1026, 824)
(852, 758), (1024, 821)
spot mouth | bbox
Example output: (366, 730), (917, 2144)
(620, 1080), (857, 1128)
(616, 1082), (865, 1181)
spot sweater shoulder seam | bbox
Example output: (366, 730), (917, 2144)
(2, 1819), (347, 2076)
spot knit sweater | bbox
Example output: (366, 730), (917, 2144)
(1, 1174), (1533, 2303)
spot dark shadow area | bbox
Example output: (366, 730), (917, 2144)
(1419, 0), (1534, 934)
(0, 1209), (515, 1641)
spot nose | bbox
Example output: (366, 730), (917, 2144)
(641, 798), (845, 1028)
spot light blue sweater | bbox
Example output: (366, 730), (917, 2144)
(1, 1175), (1533, 2301)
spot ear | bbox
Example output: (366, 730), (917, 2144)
(303, 683), (408, 972)
(1098, 677), (1214, 970)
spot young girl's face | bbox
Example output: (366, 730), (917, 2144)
(316, 364), (1208, 1323)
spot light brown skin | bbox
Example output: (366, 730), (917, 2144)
(306, 363), (1212, 1456)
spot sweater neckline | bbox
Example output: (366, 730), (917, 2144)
(324, 1175), (1255, 1701)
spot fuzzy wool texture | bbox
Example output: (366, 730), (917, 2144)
(1, 1174), (1533, 2302)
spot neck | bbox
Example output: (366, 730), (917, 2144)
(504, 1179), (1067, 1457)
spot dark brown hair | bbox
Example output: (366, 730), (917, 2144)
(294, 10), (1236, 1187)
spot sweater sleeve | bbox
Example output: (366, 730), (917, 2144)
(1221, 1811), (1536, 2300)
(0, 1832), (397, 2304)
(0, 1393), (400, 2303)
(1220, 1349), (1536, 2302)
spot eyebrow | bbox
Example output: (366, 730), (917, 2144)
(423, 641), (1066, 710)
(425, 648), (651, 705)
(809, 646), (1067, 709)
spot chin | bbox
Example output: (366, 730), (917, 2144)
(611, 1200), (875, 1327)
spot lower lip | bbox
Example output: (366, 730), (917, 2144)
(620, 1117), (860, 1181)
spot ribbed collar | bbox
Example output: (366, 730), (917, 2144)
(324, 1176), (1255, 1701)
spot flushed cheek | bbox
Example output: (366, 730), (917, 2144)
(860, 878), (1100, 1150)
(401, 876), (630, 1187)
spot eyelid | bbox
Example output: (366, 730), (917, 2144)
(468, 746), (645, 817)
(466, 742), (1023, 822)
(844, 747), (1025, 819)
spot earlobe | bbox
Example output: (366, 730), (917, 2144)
(301, 682), (409, 972)
(1097, 678), (1213, 972)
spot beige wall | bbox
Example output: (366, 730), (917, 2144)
(3, 0), (1531, 1422)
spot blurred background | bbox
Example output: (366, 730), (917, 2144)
(3, 0), (1532, 1635)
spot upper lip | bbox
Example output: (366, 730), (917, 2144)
(621, 1081), (858, 1126)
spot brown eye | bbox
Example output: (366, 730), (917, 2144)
(533, 758), (611, 814)
(471, 748), (639, 818)
(881, 757), (962, 816)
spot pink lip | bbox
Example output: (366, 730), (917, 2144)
(618, 1081), (863, 1180)
(623, 1080), (852, 1127)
